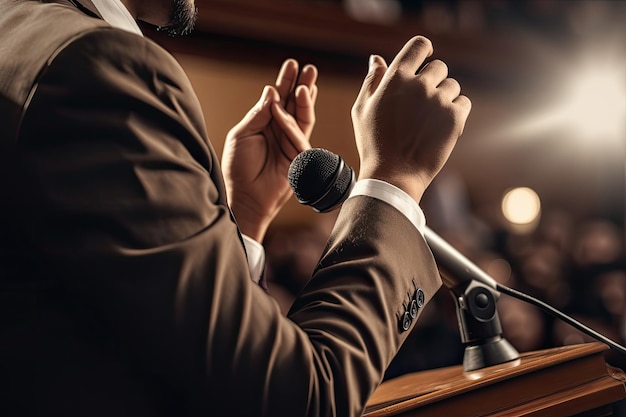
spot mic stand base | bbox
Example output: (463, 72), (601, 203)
(463, 336), (520, 372)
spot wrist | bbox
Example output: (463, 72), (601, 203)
(357, 168), (428, 204)
(229, 201), (271, 243)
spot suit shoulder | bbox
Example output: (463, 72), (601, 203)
(22, 27), (208, 152)
(0, 0), (110, 145)
(49, 28), (192, 92)
(1, 0), (187, 95)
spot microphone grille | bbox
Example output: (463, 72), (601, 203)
(288, 148), (340, 204)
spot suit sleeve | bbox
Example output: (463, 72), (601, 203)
(17, 28), (442, 417)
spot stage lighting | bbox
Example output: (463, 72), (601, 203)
(502, 187), (541, 228)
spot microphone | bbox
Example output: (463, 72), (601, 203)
(287, 148), (355, 213)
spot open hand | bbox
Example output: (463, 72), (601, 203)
(222, 59), (318, 242)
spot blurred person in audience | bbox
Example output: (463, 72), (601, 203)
(535, 209), (574, 254)
(568, 220), (625, 321)
(570, 219), (624, 271)
(593, 270), (626, 327)
(519, 242), (570, 309)
(498, 296), (548, 352)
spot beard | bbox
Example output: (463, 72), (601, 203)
(158, 0), (198, 36)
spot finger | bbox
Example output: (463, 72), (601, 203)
(275, 59), (299, 107)
(437, 77), (461, 101)
(271, 102), (311, 159)
(418, 59), (448, 87)
(294, 84), (316, 137)
(454, 94), (472, 118)
(387, 35), (433, 77)
(232, 85), (279, 136)
(354, 54), (388, 106)
(297, 64), (318, 92)
(283, 64), (317, 118)
(453, 95), (472, 135)
(290, 64), (317, 114)
(309, 83), (319, 105)
(367, 55), (388, 94)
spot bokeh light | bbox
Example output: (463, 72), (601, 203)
(502, 187), (542, 226)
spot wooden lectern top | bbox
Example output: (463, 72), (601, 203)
(365, 342), (626, 417)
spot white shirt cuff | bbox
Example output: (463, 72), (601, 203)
(242, 234), (266, 284)
(347, 179), (426, 236)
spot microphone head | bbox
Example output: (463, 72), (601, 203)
(288, 148), (355, 213)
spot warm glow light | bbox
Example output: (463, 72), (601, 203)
(561, 66), (626, 140)
(482, 50), (626, 149)
(502, 187), (541, 225)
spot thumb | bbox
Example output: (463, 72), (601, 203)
(233, 85), (279, 135)
(366, 54), (388, 94)
(355, 54), (387, 104)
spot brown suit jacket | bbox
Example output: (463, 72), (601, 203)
(0, 1), (442, 416)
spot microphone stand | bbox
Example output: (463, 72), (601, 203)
(425, 226), (626, 372)
(424, 227), (520, 372)
(447, 280), (520, 372)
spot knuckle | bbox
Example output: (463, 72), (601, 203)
(449, 105), (469, 130)
(431, 59), (449, 75)
(431, 58), (446, 67)
(461, 95), (472, 109)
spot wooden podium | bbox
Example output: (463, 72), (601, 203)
(365, 343), (626, 417)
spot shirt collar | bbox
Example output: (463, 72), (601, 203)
(90, 0), (143, 36)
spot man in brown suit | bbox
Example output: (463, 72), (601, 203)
(0, 0), (471, 416)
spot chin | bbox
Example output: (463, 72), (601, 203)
(158, 0), (198, 36)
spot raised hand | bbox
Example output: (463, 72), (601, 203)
(222, 59), (318, 242)
(352, 36), (472, 203)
